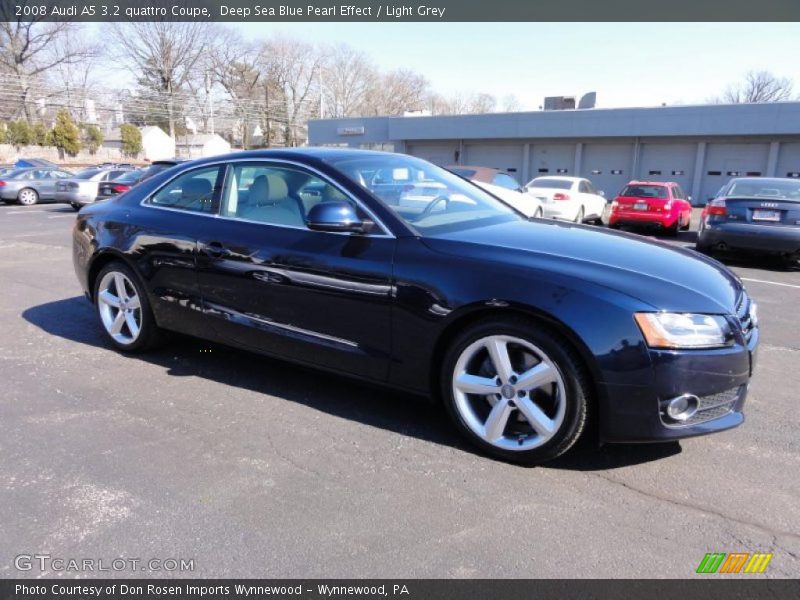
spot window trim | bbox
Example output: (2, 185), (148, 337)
(140, 158), (394, 238)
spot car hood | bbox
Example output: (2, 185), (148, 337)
(421, 219), (743, 313)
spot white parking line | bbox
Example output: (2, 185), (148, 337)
(7, 209), (46, 214)
(47, 214), (75, 219)
(741, 277), (800, 290)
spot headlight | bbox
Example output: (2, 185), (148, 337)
(634, 312), (732, 349)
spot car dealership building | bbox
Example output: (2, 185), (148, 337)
(308, 102), (800, 204)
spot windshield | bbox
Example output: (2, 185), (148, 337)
(528, 178), (572, 190)
(726, 179), (800, 200)
(620, 185), (668, 199)
(74, 169), (103, 180)
(325, 154), (523, 234)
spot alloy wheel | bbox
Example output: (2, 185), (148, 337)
(451, 335), (566, 451)
(18, 189), (38, 205)
(97, 271), (143, 345)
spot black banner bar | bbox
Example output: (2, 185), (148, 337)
(2, 580), (800, 600)
(1, 0), (800, 22)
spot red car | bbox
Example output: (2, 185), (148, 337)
(609, 181), (693, 235)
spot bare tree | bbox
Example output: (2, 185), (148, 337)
(321, 44), (376, 118)
(364, 68), (429, 116)
(0, 18), (95, 122)
(111, 21), (210, 137)
(262, 36), (324, 146)
(500, 94), (523, 112)
(712, 70), (795, 104)
(429, 91), (497, 115)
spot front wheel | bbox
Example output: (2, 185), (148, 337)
(94, 261), (164, 353)
(70, 203), (81, 212)
(441, 318), (590, 465)
(17, 188), (39, 206)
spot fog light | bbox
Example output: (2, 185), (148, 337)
(664, 394), (699, 422)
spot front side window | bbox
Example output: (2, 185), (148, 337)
(147, 165), (223, 213)
(220, 163), (360, 228)
(326, 154), (522, 235)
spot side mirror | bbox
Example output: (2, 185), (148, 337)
(520, 186), (528, 193)
(687, 195), (693, 202)
(599, 190), (605, 197)
(306, 201), (371, 234)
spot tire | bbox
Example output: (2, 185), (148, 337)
(17, 188), (39, 206)
(663, 220), (679, 237)
(440, 317), (591, 465)
(70, 203), (81, 212)
(574, 206), (584, 223)
(681, 215), (691, 231)
(94, 261), (164, 353)
(534, 207), (543, 219)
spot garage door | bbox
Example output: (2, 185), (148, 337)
(701, 143), (770, 203)
(776, 142), (800, 180)
(463, 144), (524, 183)
(529, 144), (575, 184)
(638, 143), (696, 194)
(406, 143), (458, 167)
(581, 143), (635, 198)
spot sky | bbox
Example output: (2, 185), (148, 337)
(227, 22), (800, 109)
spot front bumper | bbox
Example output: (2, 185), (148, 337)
(699, 220), (800, 254)
(599, 324), (758, 443)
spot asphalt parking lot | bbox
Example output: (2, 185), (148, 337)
(0, 204), (798, 579)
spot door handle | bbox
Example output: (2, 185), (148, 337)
(203, 242), (231, 258)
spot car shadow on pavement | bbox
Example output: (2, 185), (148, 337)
(23, 296), (682, 471)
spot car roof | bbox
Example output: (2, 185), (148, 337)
(625, 181), (677, 186)
(445, 165), (500, 183)
(727, 176), (799, 184)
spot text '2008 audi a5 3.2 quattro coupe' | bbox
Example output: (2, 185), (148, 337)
(72, 149), (759, 464)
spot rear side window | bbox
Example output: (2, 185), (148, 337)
(146, 166), (224, 213)
(492, 173), (520, 190)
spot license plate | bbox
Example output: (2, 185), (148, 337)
(752, 209), (780, 222)
(634, 203), (648, 210)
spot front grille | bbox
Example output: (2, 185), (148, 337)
(662, 386), (743, 427)
(735, 292), (755, 343)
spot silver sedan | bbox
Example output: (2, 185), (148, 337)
(55, 168), (135, 209)
(0, 167), (75, 205)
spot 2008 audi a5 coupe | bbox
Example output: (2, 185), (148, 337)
(72, 149), (759, 464)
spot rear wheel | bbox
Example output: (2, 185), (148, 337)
(17, 188), (39, 206)
(94, 261), (164, 353)
(70, 203), (81, 211)
(534, 207), (543, 219)
(574, 206), (584, 223)
(441, 317), (590, 465)
(681, 213), (691, 231)
(663, 220), (679, 237)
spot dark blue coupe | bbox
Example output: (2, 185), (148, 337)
(72, 149), (759, 464)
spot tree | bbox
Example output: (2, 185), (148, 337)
(111, 21), (211, 137)
(363, 69), (429, 116)
(49, 110), (81, 156)
(120, 124), (142, 157)
(712, 70), (795, 104)
(0, 123), (5, 144)
(31, 121), (48, 146)
(501, 94), (523, 112)
(321, 44), (376, 118)
(83, 124), (103, 154)
(0, 18), (95, 122)
(6, 120), (33, 146)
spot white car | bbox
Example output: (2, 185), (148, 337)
(473, 181), (543, 218)
(447, 166), (543, 218)
(524, 176), (607, 225)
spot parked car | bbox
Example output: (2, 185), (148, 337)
(73, 149), (758, 465)
(448, 165), (543, 218)
(608, 181), (693, 235)
(524, 176), (607, 224)
(696, 177), (800, 264)
(136, 158), (188, 184)
(0, 167), (75, 205)
(96, 170), (145, 202)
(15, 157), (59, 169)
(57, 167), (136, 210)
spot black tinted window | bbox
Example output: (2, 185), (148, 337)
(146, 166), (223, 213)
